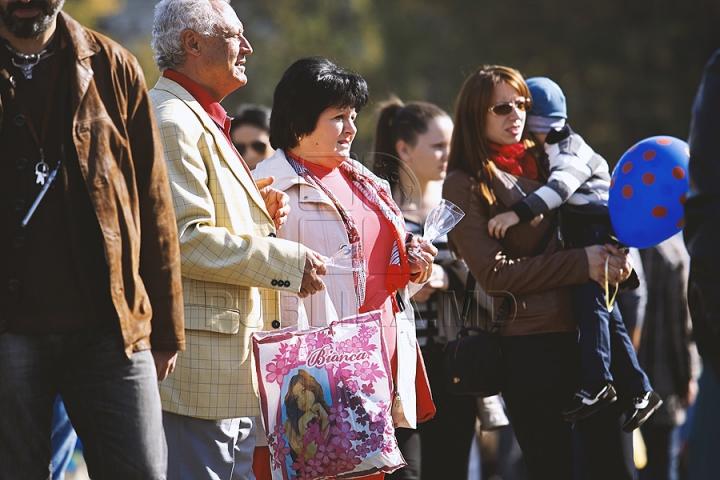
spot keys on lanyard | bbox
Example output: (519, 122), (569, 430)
(35, 160), (50, 185)
(22, 159), (61, 228)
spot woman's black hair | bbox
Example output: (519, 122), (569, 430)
(270, 57), (369, 151)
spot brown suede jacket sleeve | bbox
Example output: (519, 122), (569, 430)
(442, 169), (589, 336)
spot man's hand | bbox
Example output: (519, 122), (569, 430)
(256, 176), (290, 230)
(300, 249), (328, 298)
(488, 211), (520, 238)
(152, 350), (178, 381)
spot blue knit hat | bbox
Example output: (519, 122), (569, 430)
(526, 77), (567, 133)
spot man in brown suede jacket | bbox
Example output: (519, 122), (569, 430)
(0, 1), (184, 478)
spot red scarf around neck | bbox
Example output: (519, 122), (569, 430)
(488, 142), (538, 180)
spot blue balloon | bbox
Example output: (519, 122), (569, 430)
(608, 136), (690, 249)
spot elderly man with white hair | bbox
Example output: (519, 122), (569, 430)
(149, 0), (328, 478)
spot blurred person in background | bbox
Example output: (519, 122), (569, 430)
(684, 48), (720, 383)
(371, 98), (507, 480)
(230, 104), (274, 170)
(637, 235), (699, 480)
(683, 47), (720, 480)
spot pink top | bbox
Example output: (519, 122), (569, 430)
(301, 160), (398, 366)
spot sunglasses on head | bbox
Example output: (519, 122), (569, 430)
(234, 140), (269, 156)
(488, 98), (532, 116)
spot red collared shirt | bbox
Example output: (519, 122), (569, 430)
(162, 70), (236, 148)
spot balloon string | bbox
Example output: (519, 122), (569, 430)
(604, 255), (618, 312)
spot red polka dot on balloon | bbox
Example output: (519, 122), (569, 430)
(677, 218), (685, 228)
(657, 138), (672, 146)
(672, 166), (685, 180)
(622, 185), (633, 199)
(642, 172), (655, 185)
(680, 193), (687, 205)
(628, 143), (639, 152)
(610, 178), (615, 189)
(652, 206), (668, 218)
(622, 162), (633, 174)
(643, 150), (656, 160)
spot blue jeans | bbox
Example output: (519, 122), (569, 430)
(573, 282), (651, 395)
(0, 326), (167, 480)
(51, 395), (78, 480)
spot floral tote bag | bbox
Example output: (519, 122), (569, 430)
(252, 310), (405, 479)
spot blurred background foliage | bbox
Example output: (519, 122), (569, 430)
(87, 0), (719, 168)
(63, 0), (122, 28)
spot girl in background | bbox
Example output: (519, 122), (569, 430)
(372, 99), (507, 480)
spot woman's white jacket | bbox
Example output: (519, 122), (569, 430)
(253, 149), (423, 428)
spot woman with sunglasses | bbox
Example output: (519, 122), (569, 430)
(230, 104), (274, 170)
(442, 65), (636, 479)
(253, 57), (437, 479)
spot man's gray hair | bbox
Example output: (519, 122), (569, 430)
(151, 0), (230, 72)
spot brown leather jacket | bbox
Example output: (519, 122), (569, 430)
(442, 167), (588, 337)
(0, 13), (185, 356)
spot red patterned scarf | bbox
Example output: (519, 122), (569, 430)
(488, 142), (538, 180)
(285, 152), (410, 312)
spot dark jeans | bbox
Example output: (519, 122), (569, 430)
(639, 424), (681, 480)
(563, 206), (651, 396)
(0, 326), (167, 480)
(387, 344), (477, 480)
(501, 332), (635, 480)
(573, 282), (652, 395)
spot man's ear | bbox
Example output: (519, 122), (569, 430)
(181, 29), (202, 57)
(395, 139), (412, 164)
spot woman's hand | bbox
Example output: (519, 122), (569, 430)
(585, 244), (633, 286)
(310, 403), (329, 428)
(407, 236), (437, 283)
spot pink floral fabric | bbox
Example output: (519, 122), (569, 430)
(252, 311), (405, 479)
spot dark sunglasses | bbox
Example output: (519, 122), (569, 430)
(488, 98), (532, 116)
(234, 141), (268, 156)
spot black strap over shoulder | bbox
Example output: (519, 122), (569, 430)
(460, 271), (476, 329)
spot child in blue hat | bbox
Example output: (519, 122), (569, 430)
(488, 77), (661, 431)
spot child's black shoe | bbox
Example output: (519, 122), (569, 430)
(621, 391), (663, 432)
(562, 383), (617, 422)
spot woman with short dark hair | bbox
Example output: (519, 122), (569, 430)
(254, 57), (438, 479)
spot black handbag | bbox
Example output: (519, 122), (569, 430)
(443, 272), (502, 397)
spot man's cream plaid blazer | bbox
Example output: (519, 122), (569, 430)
(150, 76), (306, 419)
